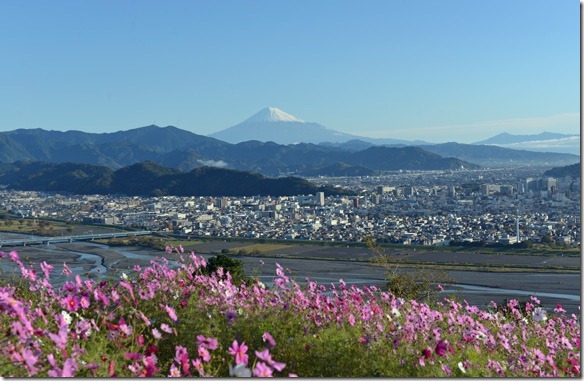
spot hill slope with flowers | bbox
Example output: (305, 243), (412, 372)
(0, 247), (580, 377)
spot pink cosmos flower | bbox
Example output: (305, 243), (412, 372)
(229, 340), (249, 366)
(554, 304), (567, 314)
(198, 347), (211, 362)
(348, 314), (356, 326)
(169, 364), (181, 377)
(262, 332), (276, 348)
(40, 261), (54, 279)
(253, 361), (273, 377)
(255, 349), (286, 372)
(61, 262), (72, 276)
(196, 335), (218, 350)
(62, 295), (79, 312)
(80, 296), (90, 309)
(164, 304), (178, 322)
(160, 323), (173, 334)
(9, 250), (20, 262)
(22, 347), (39, 375)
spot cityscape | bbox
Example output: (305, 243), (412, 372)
(1, 166), (579, 246)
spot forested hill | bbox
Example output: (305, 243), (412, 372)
(0, 161), (352, 197)
(543, 163), (580, 178)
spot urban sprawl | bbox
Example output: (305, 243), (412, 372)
(0, 167), (579, 247)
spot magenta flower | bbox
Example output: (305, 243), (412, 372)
(348, 313), (356, 326)
(198, 346), (211, 362)
(48, 358), (78, 377)
(62, 295), (79, 312)
(435, 340), (448, 356)
(253, 361), (273, 377)
(164, 304), (178, 322)
(22, 347), (39, 375)
(262, 332), (276, 348)
(196, 335), (218, 350)
(61, 262), (72, 276)
(255, 349), (286, 372)
(40, 261), (54, 279)
(422, 348), (432, 359)
(9, 250), (20, 262)
(80, 296), (90, 309)
(229, 340), (249, 366)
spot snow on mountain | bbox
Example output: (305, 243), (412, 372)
(209, 107), (357, 145)
(209, 106), (432, 146)
(242, 107), (305, 123)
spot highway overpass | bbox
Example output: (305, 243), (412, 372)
(0, 231), (152, 247)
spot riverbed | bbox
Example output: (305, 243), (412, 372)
(0, 235), (580, 314)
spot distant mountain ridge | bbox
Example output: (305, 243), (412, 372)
(0, 124), (579, 177)
(0, 126), (482, 175)
(473, 131), (578, 145)
(472, 131), (580, 156)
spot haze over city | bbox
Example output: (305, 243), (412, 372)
(0, 0), (579, 143)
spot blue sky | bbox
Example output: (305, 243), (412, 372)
(0, 0), (579, 143)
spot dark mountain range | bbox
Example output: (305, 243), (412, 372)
(0, 125), (578, 177)
(347, 146), (476, 170)
(543, 163), (581, 178)
(0, 161), (351, 197)
(0, 126), (480, 174)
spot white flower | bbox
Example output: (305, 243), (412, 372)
(532, 307), (547, 322)
(258, 281), (266, 289)
(229, 363), (251, 377)
(121, 272), (128, 280)
(391, 308), (401, 318)
(61, 310), (72, 325)
(385, 313), (393, 321)
(458, 362), (466, 374)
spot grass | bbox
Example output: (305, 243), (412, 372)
(228, 243), (292, 254)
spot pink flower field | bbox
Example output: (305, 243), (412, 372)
(0, 246), (580, 377)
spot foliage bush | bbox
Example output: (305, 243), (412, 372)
(0, 246), (580, 377)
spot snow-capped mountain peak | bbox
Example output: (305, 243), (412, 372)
(242, 107), (305, 124)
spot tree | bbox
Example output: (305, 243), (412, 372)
(541, 234), (555, 245)
(201, 254), (246, 285)
(367, 236), (454, 302)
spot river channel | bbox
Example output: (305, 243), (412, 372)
(0, 233), (580, 314)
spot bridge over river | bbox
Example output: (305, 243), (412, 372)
(0, 231), (152, 247)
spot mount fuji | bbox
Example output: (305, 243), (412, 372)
(209, 107), (357, 144)
(209, 107), (427, 145)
